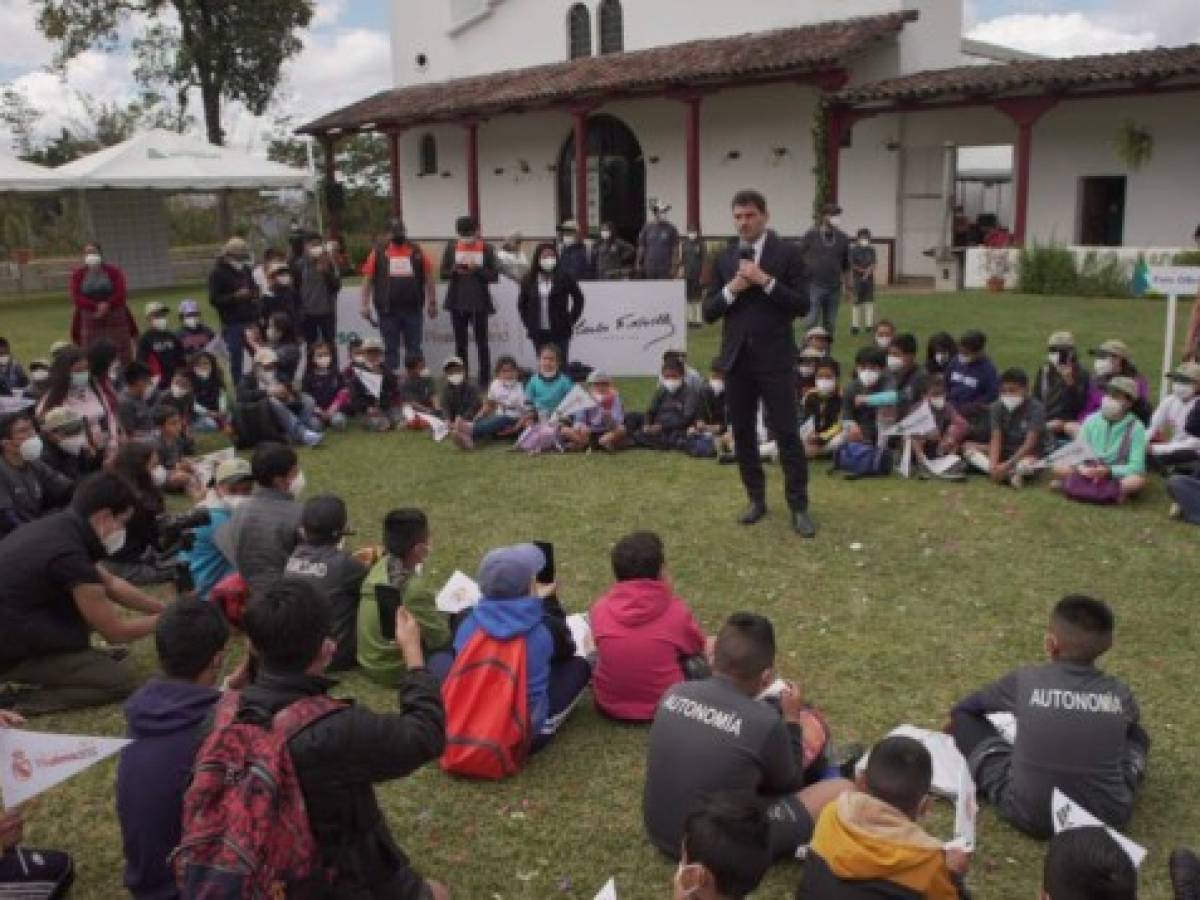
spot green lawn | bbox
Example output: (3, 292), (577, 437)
(3, 286), (1197, 900)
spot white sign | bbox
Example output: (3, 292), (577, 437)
(566, 613), (597, 659)
(951, 761), (978, 850)
(593, 877), (618, 900)
(555, 385), (596, 419)
(1148, 266), (1200, 295)
(883, 402), (937, 439)
(1034, 437), (1095, 471)
(0, 728), (130, 807)
(336, 280), (687, 377)
(355, 369), (383, 400)
(1051, 788), (1146, 868)
(435, 570), (482, 615)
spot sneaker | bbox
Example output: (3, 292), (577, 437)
(1169, 502), (1182, 520)
(1009, 471), (1024, 489)
(965, 449), (990, 474)
(0, 846), (74, 899)
(301, 429), (324, 447)
(1170, 848), (1200, 900)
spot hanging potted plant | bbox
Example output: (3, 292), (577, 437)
(1113, 121), (1154, 170)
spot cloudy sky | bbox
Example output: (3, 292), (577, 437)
(1, 0), (1197, 155)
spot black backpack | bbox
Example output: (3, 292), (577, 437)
(231, 398), (283, 450)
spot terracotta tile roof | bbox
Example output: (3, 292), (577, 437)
(834, 43), (1200, 106)
(299, 11), (916, 134)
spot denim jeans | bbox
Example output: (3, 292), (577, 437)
(223, 323), (249, 383)
(379, 308), (424, 371)
(472, 414), (519, 440)
(805, 283), (841, 336)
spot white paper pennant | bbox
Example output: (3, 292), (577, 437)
(1051, 788), (1146, 868)
(434, 570), (482, 614)
(0, 729), (131, 807)
(555, 385), (597, 419)
(355, 369), (383, 400)
(593, 877), (618, 900)
(883, 401), (937, 439)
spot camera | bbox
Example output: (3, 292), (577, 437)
(155, 507), (211, 553)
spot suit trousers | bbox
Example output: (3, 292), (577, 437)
(451, 310), (491, 387)
(727, 363), (809, 511)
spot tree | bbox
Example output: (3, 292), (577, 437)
(33, 0), (314, 148)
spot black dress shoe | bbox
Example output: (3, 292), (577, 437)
(739, 502), (767, 525)
(792, 509), (817, 538)
(1171, 848), (1200, 900)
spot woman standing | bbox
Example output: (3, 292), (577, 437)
(517, 242), (585, 364)
(70, 242), (137, 363)
(36, 347), (122, 461)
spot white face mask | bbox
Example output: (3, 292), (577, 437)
(151, 464), (169, 487)
(687, 232), (698, 242)
(1000, 393), (1024, 412)
(600, 230), (612, 241)
(934, 352), (949, 366)
(325, 242), (338, 255)
(0, 355), (9, 367)
(1094, 357), (1114, 377)
(827, 216), (841, 228)
(1172, 382), (1196, 400)
(958, 353), (973, 367)
(1101, 395), (1126, 420)
(102, 526), (127, 556)
(858, 238), (869, 247)
(31, 370), (49, 384)
(224, 494), (247, 511)
(798, 364), (816, 378)
(308, 246), (324, 258)
(267, 327), (282, 342)
(274, 275), (292, 288)
(858, 369), (880, 388)
(875, 335), (892, 350)
(673, 861), (703, 899)
(886, 356), (905, 372)
(18, 435), (43, 461)
(84, 252), (102, 267)
(540, 256), (557, 273)
(352, 354), (366, 366)
(289, 470), (307, 498)
(60, 434), (88, 456)
(314, 355), (332, 369)
(662, 378), (683, 393)
(194, 366), (213, 380)
(183, 315), (201, 329)
(151, 316), (169, 331)
(447, 373), (465, 386)
(70, 371), (90, 389)
(929, 396), (946, 410)
(816, 377), (836, 395)
(562, 235), (577, 246)
(709, 379), (724, 395)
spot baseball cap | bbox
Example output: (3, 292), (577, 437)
(179, 299), (200, 316)
(1091, 339), (1130, 359)
(214, 457), (252, 486)
(223, 237), (248, 256)
(1169, 361), (1200, 383)
(798, 346), (825, 361)
(362, 337), (384, 352)
(559, 219), (579, 232)
(443, 355), (465, 370)
(42, 406), (83, 435)
(253, 348), (278, 367)
(477, 543), (545, 599)
(301, 495), (351, 541)
(145, 301), (169, 317)
(49, 340), (73, 357)
(1107, 376), (1138, 400)
(587, 369), (612, 385)
(1048, 331), (1075, 348)
(267, 261), (290, 276)
(806, 325), (831, 341)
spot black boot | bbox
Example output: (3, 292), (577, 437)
(739, 501), (767, 525)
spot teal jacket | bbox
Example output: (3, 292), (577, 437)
(525, 372), (574, 414)
(1080, 411), (1147, 478)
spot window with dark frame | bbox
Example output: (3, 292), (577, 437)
(419, 133), (438, 176)
(567, 3), (592, 60)
(598, 0), (623, 54)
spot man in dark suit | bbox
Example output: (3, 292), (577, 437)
(703, 189), (814, 536)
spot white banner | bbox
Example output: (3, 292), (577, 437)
(883, 401), (937, 439)
(1051, 788), (1146, 868)
(555, 385), (597, 419)
(336, 280), (687, 377)
(0, 728), (130, 807)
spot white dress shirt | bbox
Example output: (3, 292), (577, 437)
(723, 231), (776, 304)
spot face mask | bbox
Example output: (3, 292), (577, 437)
(274, 275), (292, 288)
(540, 256), (557, 273)
(0, 355), (9, 367)
(500, 377), (517, 389)
(934, 352), (949, 366)
(194, 366), (212, 380)
(798, 364), (816, 378)
(447, 373), (465, 386)
(886, 356), (905, 372)
(600, 230), (612, 241)
(18, 435), (43, 462)
(1094, 358), (1114, 377)
(70, 371), (90, 389)
(314, 355), (331, 369)
(958, 353), (973, 366)
(308, 246), (324, 258)
(391, 229), (407, 243)
(102, 526), (127, 557)
(151, 316), (169, 331)
(662, 378), (683, 393)
(170, 384), (190, 399)
(562, 235), (577, 246)
(1101, 396), (1126, 420)
(289, 470), (307, 498)
(858, 238), (869, 247)
(816, 377), (836, 395)
(184, 315), (201, 329)
(1172, 382), (1196, 400)
(687, 232), (698, 242)
(828, 216), (841, 228)
(929, 395), (946, 410)
(352, 354), (366, 366)
(1000, 394), (1023, 412)
(84, 252), (102, 267)
(151, 464), (169, 487)
(60, 434), (88, 456)
(858, 369), (880, 388)
(31, 370), (48, 384)
(673, 861), (703, 899)
(709, 379), (724, 395)
(875, 335), (892, 349)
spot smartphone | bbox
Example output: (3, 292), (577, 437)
(533, 540), (555, 585)
(375, 583), (405, 641)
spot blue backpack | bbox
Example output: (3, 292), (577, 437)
(831, 441), (893, 479)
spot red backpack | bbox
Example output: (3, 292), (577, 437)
(440, 630), (531, 779)
(173, 691), (346, 899)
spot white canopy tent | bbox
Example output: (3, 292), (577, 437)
(51, 129), (314, 290)
(0, 156), (70, 192)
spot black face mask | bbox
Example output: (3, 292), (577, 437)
(391, 231), (406, 244)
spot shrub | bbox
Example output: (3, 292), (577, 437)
(1018, 243), (1079, 295)
(1172, 250), (1200, 266)
(1076, 251), (1131, 298)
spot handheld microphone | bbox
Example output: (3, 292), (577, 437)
(738, 243), (755, 262)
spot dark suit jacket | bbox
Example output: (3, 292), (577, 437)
(701, 230), (808, 374)
(517, 272), (586, 339)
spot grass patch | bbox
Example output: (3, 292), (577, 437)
(4, 287), (1197, 899)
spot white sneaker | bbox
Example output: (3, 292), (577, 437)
(965, 449), (990, 473)
(302, 429), (324, 447)
(1169, 502), (1182, 520)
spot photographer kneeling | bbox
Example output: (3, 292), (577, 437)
(0, 472), (165, 715)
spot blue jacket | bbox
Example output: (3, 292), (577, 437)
(947, 355), (999, 415)
(559, 242), (592, 281)
(455, 595), (555, 734)
(186, 504), (233, 601)
(117, 678), (221, 900)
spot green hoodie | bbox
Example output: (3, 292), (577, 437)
(356, 556), (452, 688)
(1079, 410), (1147, 479)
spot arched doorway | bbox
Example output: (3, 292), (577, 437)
(557, 114), (645, 243)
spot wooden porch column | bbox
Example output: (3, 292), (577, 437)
(994, 97), (1058, 245)
(683, 96), (702, 232)
(464, 120), (481, 226)
(387, 129), (404, 219)
(572, 108), (589, 234)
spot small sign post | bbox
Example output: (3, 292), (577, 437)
(1148, 267), (1200, 399)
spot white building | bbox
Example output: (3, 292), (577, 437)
(301, 1), (1200, 280)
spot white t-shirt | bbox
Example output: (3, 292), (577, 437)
(1148, 393), (1200, 454)
(488, 379), (527, 418)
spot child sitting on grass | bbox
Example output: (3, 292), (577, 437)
(627, 355), (700, 451)
(670, 793), (771, 900)
(1146, 360), (1200, 470)
(562, 370), (624, 452)
(151, 405), (196, 494)
(524, 344), (574, 419)
(1041, 827), (1136, 900)
(800, 735), (969, 899)
(188, 351), (227, 431)
(963, 367), (1045, 488)
(301, 340), (349, 432)
(950, 594), (1148, 840)
(398, 353), (440, 417)
(0, 336), (29, 395)
(1034, 330), (1089, 444)
(349, 337), (401, 431)
(454, 355), (528, 450)
(439, 356), (482, 430)
(841, 347), (894, 446)
(801, 359), (843, 459)
(1051, 376), (1147, 504)
(591, 531), (708, 722)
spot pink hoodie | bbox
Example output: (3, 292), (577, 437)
(590, 578), (706, 722)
